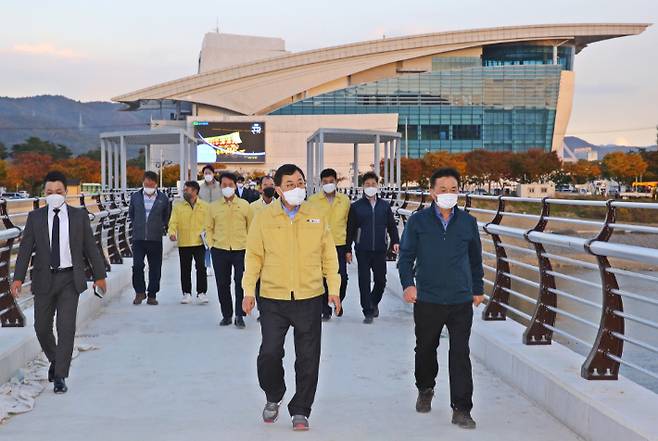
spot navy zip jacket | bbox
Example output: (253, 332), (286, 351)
(398, 204), (484, 304)
(347, 196), (400, 253)
(129, 189), (171, 242)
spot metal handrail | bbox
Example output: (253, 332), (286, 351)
(350, 187), (658, 385)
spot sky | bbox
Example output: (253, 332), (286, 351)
(1, 0), (657, 146)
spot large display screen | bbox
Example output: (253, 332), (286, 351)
(195, 121), (266, 163)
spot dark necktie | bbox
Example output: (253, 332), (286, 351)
(50, 208), (60, 269)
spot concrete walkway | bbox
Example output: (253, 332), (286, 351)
(1, 253), (581, 441)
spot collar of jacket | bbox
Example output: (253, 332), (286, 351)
(427, 202), (462, 223)
(273, 200), (311, 220)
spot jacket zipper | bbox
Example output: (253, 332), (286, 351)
(371, 199), (376, 250)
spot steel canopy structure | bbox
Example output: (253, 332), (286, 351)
(306, 128), (402, 193)
(99, 128), (196, 191)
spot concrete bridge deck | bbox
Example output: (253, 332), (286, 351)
(1, 253), (582, 441)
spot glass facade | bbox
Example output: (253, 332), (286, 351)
(270, 44), (573, 157)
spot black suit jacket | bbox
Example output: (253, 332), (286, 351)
(237, 187), (258, 203)
(14, 205), (107, 295)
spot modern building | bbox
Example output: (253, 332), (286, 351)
(113, 23), (648, 180)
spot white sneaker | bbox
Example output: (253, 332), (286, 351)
(181, 293), (192, 304)
(197, 293), (209, 304)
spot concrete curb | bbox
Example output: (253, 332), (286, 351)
(0, 240), (176, 384)
(384, 264), (658, 441)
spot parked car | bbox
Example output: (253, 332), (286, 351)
(1, 192), (28, 200)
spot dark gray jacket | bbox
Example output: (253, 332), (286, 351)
(14, 205), (107, 295)
(129, 189), (170, 242)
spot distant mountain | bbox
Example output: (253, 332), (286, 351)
(0, 95), (164, 156)
(564, 135), (657, 160)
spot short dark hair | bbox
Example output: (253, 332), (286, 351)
(274, 164), (305, 186)
(320, 168), (337, 180)
(362, 171), (379, 185)
(219, 172), (237, 184)
(430, 168), (461, 187)
(44, 171), (67, 189)
(143, 171), (158, 183)
(260, 175), (274, 185)
(184, 180), (200, 193)
(236, 175), (245, 182)
(201, 164), (215, 174)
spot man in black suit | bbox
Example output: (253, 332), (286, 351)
(236, 175), (258, 203)
(10, 171), (107, 394)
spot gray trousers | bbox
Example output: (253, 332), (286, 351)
(33, 271), (80, 379)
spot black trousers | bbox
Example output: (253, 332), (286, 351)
(414, 300), (474, 412)
(322, 245), (349, 316)
(178, 245), (207, 294)
(211, 248), (245, 319)
(355, 250), (387, 317)
(33, 271), (79, 378)
(132, 240), (163, 298)
(257, 296), (322, 417)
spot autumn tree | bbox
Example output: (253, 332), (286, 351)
(6, 153), (55, 195)
(602, 152), (648, 184)
(421, 151), (467, 188)
(127, 166), (145, 187)
(161, 164), (180, 187)
(563, 160), (601, 184)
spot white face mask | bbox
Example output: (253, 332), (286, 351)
(204, 174), (214, 183)
(435, 193), (459, 209)
(46, 194), (66, 208)
(283, 187), (306, 206)
(143, 187), (156, 196)
(322, 183), (336, 194)
(222, 186), (235, 198)
(363, 187), (378, 198)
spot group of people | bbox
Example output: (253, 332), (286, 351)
(9, 163), (484, 434)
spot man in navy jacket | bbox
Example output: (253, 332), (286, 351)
(398, 167), (484, 430)
(346, 172), (399, 323)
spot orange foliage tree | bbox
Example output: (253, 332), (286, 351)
(6, 153), (55, 195)
(602, 152), (648, 184)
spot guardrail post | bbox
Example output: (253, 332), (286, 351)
(116, 193), (132, 257)
(0, 200), (25, 327)
(582, 199), (623, 379)
(482, 196), (511, 320)
(523, 197), (557, 345)
(105, 194), (123, 264)
(93, 195), (112, 273)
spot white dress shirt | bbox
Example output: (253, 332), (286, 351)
(48, 203), (73, 269)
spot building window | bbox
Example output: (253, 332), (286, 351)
(420, 124), (449, 140)
(453, 125), (481, 140)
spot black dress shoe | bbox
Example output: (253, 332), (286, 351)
(48, 363), (56, 383)
(373, 305), (380, 318)
(53, 378), (68, 394)
(363, 316), (374, 324)
(219, 317), (232, 326)
(336, 306), (344, 317)
(235, 317), (246, 329)
(322, 313), (331, 322)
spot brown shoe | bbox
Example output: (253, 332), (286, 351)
(146, 297), (159, 305)
(133, 293), (146, 305)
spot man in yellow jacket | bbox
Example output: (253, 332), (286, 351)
(308, 168), (351, 321)
(168, 181), (209, 305)
(207, 172), (251, 328)
(242, 164), (340, 432)
(248, 175), (277, 222)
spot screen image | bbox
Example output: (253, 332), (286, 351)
(195, 121), (266, 163)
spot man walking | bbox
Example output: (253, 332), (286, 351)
(308, 168), (351, 321)
(398, 167), (484, 430)
(129, 171), (170, 305)
(207, 172), (251, 328)
(11, 171), (107, 394)
(346, 172), (399, 324)
(237, 175), (258, 203)
(198, 164), (220, 276)
(248, 175), (276, 220)
(168, 181), (209, 305)
(242, 163), (340, 432)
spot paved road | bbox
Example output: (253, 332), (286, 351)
(2, 253), (581, 441)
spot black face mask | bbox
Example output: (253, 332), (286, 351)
(263, 187), (276, 198)
(183, 192), (194, 204)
